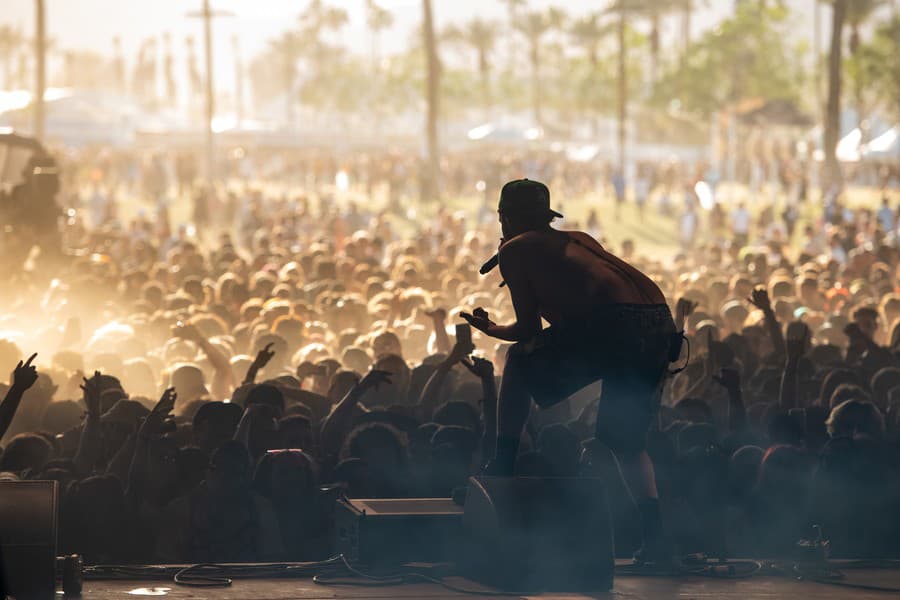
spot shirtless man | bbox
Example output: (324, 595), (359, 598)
(461, 179), (678, 562)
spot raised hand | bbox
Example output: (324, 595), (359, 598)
(676, 298), (698, 322)
(786, 322), (812, 359)
(425, 307), (447, 323)
(713, 368), (740, 392)
(140, 387), (177, 439)
(748, 287), (772, 313)
(172, 321), (202, 342)
(358, 369), (393, 394)
(252, 343), (276, 371)
(80, 370), (103, 417)
(459, 307), (494, 335)
(11, 353), (38, 392)
(461, 356), (494, 380)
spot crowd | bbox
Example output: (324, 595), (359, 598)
(1, 151), (900, 565)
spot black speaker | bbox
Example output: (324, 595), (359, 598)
(459, 476), (614, 592)
(334, 497), (463, 565)
(0, 480), (58, 600)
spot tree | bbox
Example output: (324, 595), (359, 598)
(846, 0), (885, 55)
(443, 18), (498, 114)
(513, 8), (567, 126)
(0, 26), (24, 89)
(422, 0), (441, 201)
(851, 16), (900, 121)
(824, 0), (847, 189)
(499, 0), (528, 72)
(652, 3), (806, 118)
(365, 0), (394, 70)
(569, 13), (611, 68)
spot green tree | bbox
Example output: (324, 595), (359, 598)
(652, 3), (806, 118)
(851, 16), (900, 121)
(365, 0), (394, 71)
(513, 8), (567, 126)
(0, 26), (24, 89)
(824, 0), (847, 188)
(422, 0), (441, 201)
(443, 18), (499, 114)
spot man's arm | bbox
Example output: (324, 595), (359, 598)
(174, 322), (236, 399)
(748, 288), (785, 359)
(0, 354), (38, 440)
(461, 241), (542, 343)
(319, 370), (391, 460)
(418, 339), (474, 421)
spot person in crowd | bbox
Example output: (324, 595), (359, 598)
(0, 147), (898, 569)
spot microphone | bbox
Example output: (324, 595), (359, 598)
(479, 254), (499, 275)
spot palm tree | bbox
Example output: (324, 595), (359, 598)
(443, 18), (499, 114)
(268, 32), (304, 127)
(824, 0), (847, 189)
(0, 26), (24, 90)
(422, 0), (441, 201)
(569, 13), (609, 68)
(298, 1), (348, 71)
(513, 9), (564, 126)
(499, 0), (528, 72)
(844, 0), (885, 138)
(365, 0), (394, 71)
(846, 0), (885, 54)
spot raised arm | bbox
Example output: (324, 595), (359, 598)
(0, 354), (38, 440)
(714, 368), (746, 433)
(461, 357), (497, 464)
(779, 323), (810, 411)
(319, 370), (391, 460)
(74, 371), (103, 475)
(125, 388), (177, 507)
(418, 338), (475, 421)
(748, 288), (786, 359)
(426, 308), (452, 355)
(244, 343), (275, 385)
(174, 322), (236, 400)
(461, 242), (541, 343)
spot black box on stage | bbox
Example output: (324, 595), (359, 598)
(334, 497), (463, 565)
(459, 476), (614, 592)
(0, 480), (58, 600)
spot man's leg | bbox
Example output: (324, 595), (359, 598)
(597, 376), (665, 559)
(490, 344), (532, 475)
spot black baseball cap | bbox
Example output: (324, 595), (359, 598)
(498, 179), (563, 219)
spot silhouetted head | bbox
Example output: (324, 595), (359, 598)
(498, 179), (562, 238)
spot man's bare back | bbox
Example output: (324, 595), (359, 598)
(499, 229), (666, 327)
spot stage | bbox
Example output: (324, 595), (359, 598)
(75, 563), (900, 599)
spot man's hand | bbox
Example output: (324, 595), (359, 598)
(676, 298), (698, 324)
(11, 353), (38, 392)
(296, 361), (326, 380)
(446, 338), (476, 366)
(80, 371), (103, 417)
(748, 288), (773, 313)
(713, 368), (740, 393)
(357, 369), (392, 394)
(843, 322), (868, 342)
(251, 343), (276, 371)
(461, 356), (494, 380)
(139, 387), (177, 439)
(425, 308), (447, 323)
(459, 307), (494, 335)
(786, 323), (812, 360)
(172, 321), (202, 343)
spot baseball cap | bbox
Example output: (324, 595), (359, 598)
(498, 179), (563, 219)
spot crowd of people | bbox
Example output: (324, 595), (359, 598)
(1, 147), (899, 566)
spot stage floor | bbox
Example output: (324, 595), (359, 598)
(77, 565), (900, 600)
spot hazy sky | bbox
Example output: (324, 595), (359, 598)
(0, 0), (856, 94)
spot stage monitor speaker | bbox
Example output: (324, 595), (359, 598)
(459, 476), (614, 592)
(334, 497), (463, 566)
(0, 480), (59, 600)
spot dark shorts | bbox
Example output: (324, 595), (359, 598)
(508, 304), (677, 455)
